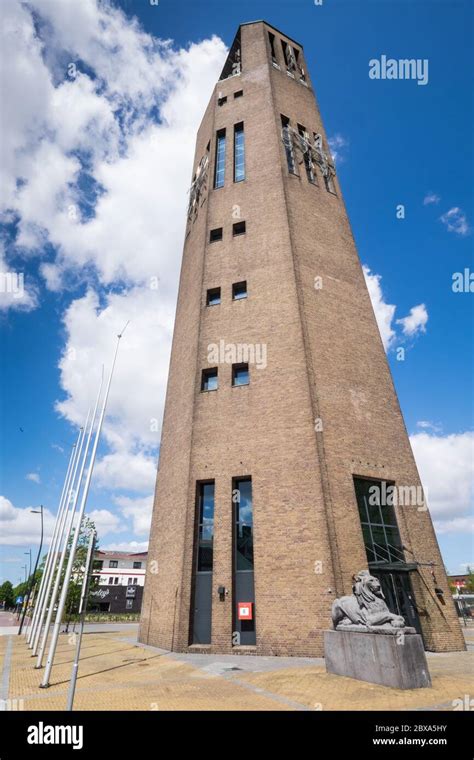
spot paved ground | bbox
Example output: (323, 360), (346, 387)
(0, 625), (472, 711)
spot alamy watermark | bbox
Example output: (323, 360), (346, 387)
(369, 55), (429, 86)
(368, 482), (427, 510)
(207, 340), (267, 370)
(0, 271), (25, 300)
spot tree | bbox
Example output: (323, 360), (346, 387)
(63, 516), (100, 627)
(0, 581), (14, 608)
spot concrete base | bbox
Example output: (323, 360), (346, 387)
(324, 630), (432, 689)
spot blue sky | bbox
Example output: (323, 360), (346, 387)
(0, 0), (472, 586)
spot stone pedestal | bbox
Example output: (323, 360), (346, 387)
(324, 630), (432, 689)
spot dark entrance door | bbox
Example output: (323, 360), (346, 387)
(192, 573), (212, 644)
(372, 569), (422, 635)
(191, 482), (215, 645)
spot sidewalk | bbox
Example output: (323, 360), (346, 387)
(0, 628), (472, 711)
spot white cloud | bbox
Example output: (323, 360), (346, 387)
(396, 303), (428, 337)
(101, 540), (149, 553)
(0, 496), (55, 546)
(87, 508), (124, 537)
(435, 517), (474, 536)
(363, 265), (397, 350)
(410, 432), (474, 532)
(113, 494), (153, 536)
(328, 133), (348, 164)
(440, 207), (470, 236)
(25, 473), (41, 484)
(423, 192), (440, 205)
(417, 420), (442, 433)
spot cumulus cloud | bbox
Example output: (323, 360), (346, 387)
(0, 496), (55, 546)
(439, 207), (470, 236)
(25, 473), (41, 484)
(423, 192), (440, 205)
(101, 540), (149, 553)
(364, 266), (429, 351)
(396, 303), (428, 337)
(417, 420), (442, 433)
(410, 431), (474, 532)
(363, 266), (397, 350)
(328, 133), (348, 164)
(113, 494), (153, 536)
(87, 508), (125, 537)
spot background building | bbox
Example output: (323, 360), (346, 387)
(139, 20), (465, 656)
(90, 550), (147, 613)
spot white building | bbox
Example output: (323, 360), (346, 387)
(95, 550), (147, 588)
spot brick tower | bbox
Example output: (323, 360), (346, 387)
(139, 21), (465, 656)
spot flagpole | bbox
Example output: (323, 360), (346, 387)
(41, 328), (126, 688)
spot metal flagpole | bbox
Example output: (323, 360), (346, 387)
(66, 529), (96, 711)
(30, 426), (87, 657)
(28, 437), (80, 648)
(27, 447), (76, 647)
(35, 405), (96, 669)
(41, 327), (127, 688)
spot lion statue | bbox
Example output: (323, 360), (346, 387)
(332, 570), (406, 631)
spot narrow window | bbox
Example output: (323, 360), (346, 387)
(201, 368), (218, 392)
(209, 227), (223, 242)
(233, 477), (256, 645)
(127, 578), (132, 585)
(214, 129), (226, 188)
(232, 281), (247, 300)
(281, 39), (289, 67)
(232, 363), (249, 386)
(190, 481), (215, 645)
(108, 577), (113, 584)
(298, 124), (316, 184)
(232, 221), (246, 236)
(234, 122), (245, 182)
(133, 578), (137, 585)
(234, 89), (243, 98)
(268, 32), (278, 66)
(114, 577), (119, 585)
(206, 287), (221, 306)
(281, 115), (297, 174)
(325, 173), (337, 195)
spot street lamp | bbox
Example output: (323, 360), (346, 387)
(18, 506), (44, 635)
(25, 549), (32, 579)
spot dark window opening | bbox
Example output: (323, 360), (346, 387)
(209, 227), (223, 243)
(232, 281), (247, 300)
(234, 122), (245, 182)
(298, 124), (317, 184)
(214, 129), (226, 188)
(353, 477), (404, 566)
(325, 174), (337, 195)
(234, 89), (243, 98)
(206, 287), (221, 306)
(196, 482), (215, 572)
(217, 94), (227, 106)
(201, 368), (218, 392)
(232, 221), (246, 236)
(281, 115), (297, 175)
(232, 363), (249, 386)
(109, 560), (118, 568)
(268, 32), (278, 65)
(234, 478), (253, 571)
(132, 561), (141, 569)
(219, 31), (241, 80)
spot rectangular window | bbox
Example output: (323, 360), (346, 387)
(281, 115), (297, 174)
(209, 227), (223, 243)
(197, 482), (215, 572)
(234, 89), (243, 98)
(127, 577), (132, 585)
(233, 477), (256, 645)
(109, 560), (118, 568)
(232, 221), (246, 236)
(201, 368), (218, 392)
(214, 129), (226, 188)
(132, 561), (141, 569)
(268, 32), (278, 65)
(114, 577), (119, 585)
(126, 599), (133, 610)
(232, 281), (247, 300)
(325, 173), (337, 195)
(206, 287), (221, 306)
(234, 123), (245, 182)
(353, 477), (405, 565)
(133, 578), (138, 585)
(108, 577), (113, 584)
(298, 124), (316, 184)
(232, 363), (249, 386)
(217, 95), (227, 106)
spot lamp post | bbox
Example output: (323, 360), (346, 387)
(18, 506), (44, 635)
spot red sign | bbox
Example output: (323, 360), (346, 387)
(238, 602), (253, 620)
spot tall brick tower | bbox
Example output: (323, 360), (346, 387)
(139, 21), (464, 656)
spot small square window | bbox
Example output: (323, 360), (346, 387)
(218, 95), (227, 106)
(232, 281), (247, 300)
(232, 221), (246, 236)
(232, 363), (249, 386)
(206, 287), (221, 306)
(209, 227), (223, 242)
(133, 561), (141, 569)
(109, 560), (118, 568)
(202, 368), (218, 392)
(234, 90), (243, 98)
